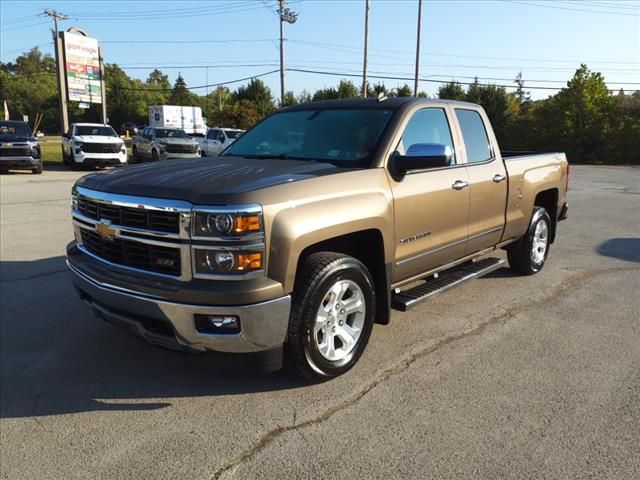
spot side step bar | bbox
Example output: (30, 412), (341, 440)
(391, 257), (505, 312)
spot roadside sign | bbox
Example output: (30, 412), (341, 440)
(23, 115), (28, 122)
(63, 32), (103, 104)
(78, 102), (90, 109)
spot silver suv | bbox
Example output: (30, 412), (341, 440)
(132, 127), (200, 162)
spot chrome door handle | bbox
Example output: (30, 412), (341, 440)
(492, 174), (506, 183)
(451, 180), (469, 190)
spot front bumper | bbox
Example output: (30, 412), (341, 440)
(160, 151), (200, 160)
(67, 259), (291, 353)
(0, 155), (41, 169)
(73, 151), (127, 166)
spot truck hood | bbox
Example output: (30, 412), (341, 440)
(0, 135), (36, 144)
(75, 156), (347, 204)
(74, 135), (123, 144)
(157, 138), (198, 145)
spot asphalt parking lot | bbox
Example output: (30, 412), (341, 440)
(1, 164), (639, 479)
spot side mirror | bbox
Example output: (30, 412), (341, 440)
(392, 143), (453, 175)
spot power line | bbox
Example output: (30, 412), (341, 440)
(285, 67), (640, 92)
(503, 0), (640, 17)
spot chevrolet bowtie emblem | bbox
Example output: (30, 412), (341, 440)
(96, 221), (119, 240)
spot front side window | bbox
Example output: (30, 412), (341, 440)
(396, 108), (456, 165)
(223, 108), (393, 167)
(207, 129), (217, 140)
(455, 109), (492, 164)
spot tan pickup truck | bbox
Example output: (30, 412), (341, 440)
(66, 98), (568, 381)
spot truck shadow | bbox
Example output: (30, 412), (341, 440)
(0, 256), (307, 419)
(596, 238), (640, 263)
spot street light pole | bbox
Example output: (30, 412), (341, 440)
(413, 0), (423, 96)
(43, 9), (69, 134)
(362, 0), (369, 97)
(278, 0), (298, 107)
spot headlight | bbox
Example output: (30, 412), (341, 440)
(74, 142), (83, 152)
(194, 249), (263, 275)
(193, 210), (262, 237)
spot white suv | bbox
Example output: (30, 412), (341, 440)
(62, 123), (127, 169)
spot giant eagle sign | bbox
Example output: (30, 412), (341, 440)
(63, 31), (102, 104)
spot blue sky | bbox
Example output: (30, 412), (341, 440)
(1, 0), (639, 100)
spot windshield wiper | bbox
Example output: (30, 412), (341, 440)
(228, 153), (325, 162)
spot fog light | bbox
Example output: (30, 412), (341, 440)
(194, 314), (240, 334)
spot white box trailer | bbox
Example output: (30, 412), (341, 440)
(148, 105), (206, 136)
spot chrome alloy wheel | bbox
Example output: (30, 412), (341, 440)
(531, 220), (548, 264)
(313, 279), (366, 362)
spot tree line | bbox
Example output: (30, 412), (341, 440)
(1, 47), (638, 164)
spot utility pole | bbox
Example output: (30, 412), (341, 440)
(413, 0), (423, 96)
(278, 0), (298, 107)
(362, 0), (369, 97)
(43, 9), (69, 134)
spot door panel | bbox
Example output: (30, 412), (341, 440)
(388, 106), (470, 283)
(453, 108), (507, 253)
(391, 168), (470, 282)
(465, 161), (508, 253)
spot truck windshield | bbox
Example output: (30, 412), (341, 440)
(222, 109), (393, 166)
(224, 130), (243, 140)
(0, 122), (32, 137)
(156, 129), (188, 139)
(76, 126), (117, 137)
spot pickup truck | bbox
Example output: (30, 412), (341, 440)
(62, 123), (127, 169)
(198, 127), (244, 156)
(66, 98), (568, 381)
(131, 126), (201, 162)
(0, 120), (42, 174)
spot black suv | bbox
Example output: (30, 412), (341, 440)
(0, 120), (42, 174)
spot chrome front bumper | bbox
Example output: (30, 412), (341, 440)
(67, 260), (291, 353)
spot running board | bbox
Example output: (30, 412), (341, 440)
(391, 258), (505, 312)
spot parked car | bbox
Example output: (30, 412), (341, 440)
(120, 122), (139, 136)
(198, 127), (244, 156)
(0, 120), (42, 174)
(131, 127), (200, 161)
(67, 98), (569, 381)
(61, 123), (127, 169)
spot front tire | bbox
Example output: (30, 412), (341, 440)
(507, 207), (551, 275)
(32, 161), (43, 174)
(151, 149), (159, 162)
(285, 252), (376, 382)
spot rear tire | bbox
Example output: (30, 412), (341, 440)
(284, 252), (376, 382)
(507, 207), (551, 275)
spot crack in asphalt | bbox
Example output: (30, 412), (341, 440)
(0, 268), (67, 283)
(210, 266), (640, 479)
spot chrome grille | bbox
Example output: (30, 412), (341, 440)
(81, 142), (122, 154)
(77, 196), (180, 233)
(165, 144), (198, 154)
(0, 146), (31, 157)
(80, 229), (181, 276)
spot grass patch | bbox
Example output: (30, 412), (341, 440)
(39, 136), (133, 165)
(39, 136), (62, 164)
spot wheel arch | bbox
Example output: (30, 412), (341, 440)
(533, 188), (558, 243)
(294, 229), (391, 325)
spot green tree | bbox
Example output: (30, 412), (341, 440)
(392, 84), (413, 97)
(437, 82), (466, 101)
(232, 78), (274, 116)
(169, 73), (199, 106)
(336, 80), (359, 98)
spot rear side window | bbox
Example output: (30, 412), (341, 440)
(397, 108), (456, 165)
(455, 109), (492, 164)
